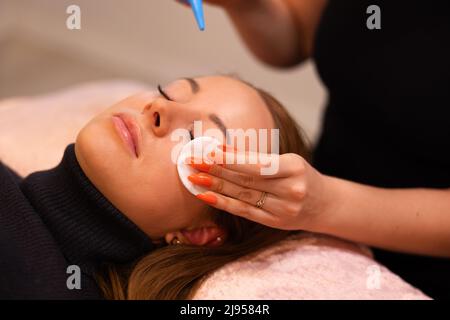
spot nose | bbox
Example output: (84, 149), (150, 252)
(142, 97), (172, 137)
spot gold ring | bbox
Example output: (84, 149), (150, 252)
(255, 192), (267, 209)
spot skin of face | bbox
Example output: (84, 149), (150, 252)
(74, 76), (275, 245)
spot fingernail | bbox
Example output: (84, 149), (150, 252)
(196, 193), (217, 205)
(185, 156), (200, 164)
(219, 144), (238, 152)
(186, 157), (212, 172)
(188, 173), (213, 187)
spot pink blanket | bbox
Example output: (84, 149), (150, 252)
(194, 232), (430, 299)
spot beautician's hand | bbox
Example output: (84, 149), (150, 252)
(187, 146), (333, 231)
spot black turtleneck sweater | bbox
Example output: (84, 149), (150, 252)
(0, 144), (154, 299)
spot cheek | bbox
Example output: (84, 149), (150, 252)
(77, 118), (210, 237)
(115, 150), (207, 236)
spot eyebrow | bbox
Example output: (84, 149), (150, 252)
(183, 77), (200, 94)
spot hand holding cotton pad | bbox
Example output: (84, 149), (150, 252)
(177, 136), (221, 196)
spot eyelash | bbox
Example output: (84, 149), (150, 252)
(157, 84), (172, 101)
(157, 84), (194, 140)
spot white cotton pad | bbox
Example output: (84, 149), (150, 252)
(177, 136), (221, 196)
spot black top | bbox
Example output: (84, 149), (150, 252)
(313, 0), (450, 298)
(0, 144), (154, 299)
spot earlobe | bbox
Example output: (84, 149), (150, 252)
(181, 226), (227, 247)
(165, 226), (227, 247)
(165, 232), (185, 245)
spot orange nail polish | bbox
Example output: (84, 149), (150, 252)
(219, 144), (238, 152)
(207, 150), (226, 167)
(185, 156), (202, 164)
(188, 160), (212, 172)
(196, 193), (217, 205)
(188, 173), (213, 187)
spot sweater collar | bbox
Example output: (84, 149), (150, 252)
(20, 143), (154, 274)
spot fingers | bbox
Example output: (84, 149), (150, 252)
(196, 191), (282, 228)
(187, 150), (306, 192)
(209, 147), (281, 176)
(207, 147), (305, 178)
(188, 173), (287, 214)
(187, 156), (286, 196)
(186, 152), (280, 182)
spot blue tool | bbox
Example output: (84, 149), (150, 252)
(188, 0), (205, 31)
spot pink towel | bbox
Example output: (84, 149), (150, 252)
(193, 232), (430, 300)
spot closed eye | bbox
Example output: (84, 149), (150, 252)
(158, 84), (194, 140)
(158, 84), (172, 101)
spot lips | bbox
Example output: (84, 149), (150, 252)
(112, 113), (141, 158)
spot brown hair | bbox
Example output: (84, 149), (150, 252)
(97, 78), (311, 300)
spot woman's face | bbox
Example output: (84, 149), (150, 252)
(75, 76), (274, 241)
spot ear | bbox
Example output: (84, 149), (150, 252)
(166, 226), (227, 247)
(182, 226), (228, 247)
